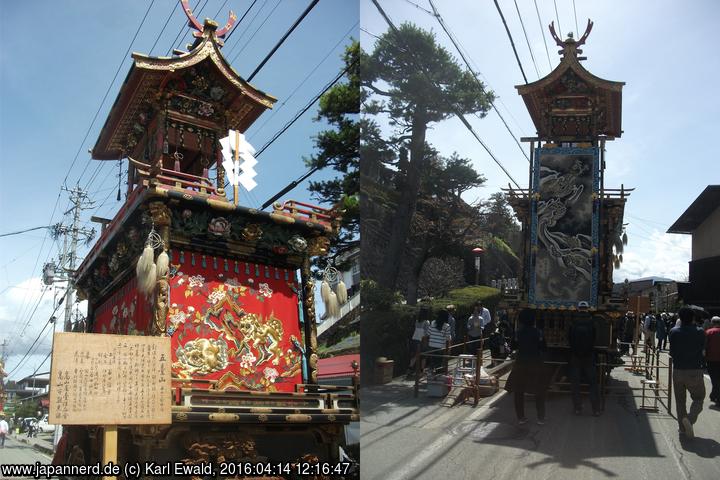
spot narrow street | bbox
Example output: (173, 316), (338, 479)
(361, 353), (720, 480)
(0, 435), (53, 479)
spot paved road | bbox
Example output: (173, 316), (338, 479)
(362, 356), (720, 480)
(0, 435), (53, 479)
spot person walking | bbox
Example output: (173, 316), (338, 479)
(407, 307), (431, 377)
(705, 316), (720, 405)
(568, 304), (601, 416)
(446, 305), (457, 342)
(622, 312), (636, 356)
(505, 309), (548, 425)
(669, 307), (706, 438)
(425, 309), (452, 373)
(656, 312), (668, 350)
(0, 414), (9, 448)
(643, 312), (657, 351)
(467, 301), (489, 353)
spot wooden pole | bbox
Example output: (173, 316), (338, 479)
(233, 131), (240, 206)
(102, 425), (118, 479)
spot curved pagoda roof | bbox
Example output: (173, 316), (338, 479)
(92, 20), (276, 160)
(516, 21), (624, 140)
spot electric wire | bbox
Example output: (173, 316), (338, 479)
(513, 0), (540, 78)
(533, 0), (553, 71)
(246, 0), (321, 82)
(229, 0), (282, 65)
(149, 0), (182, 56)
(572, 0), (579, 36)
(427, 0), (529, 163)
(399, 0), (434, 16)
(250, 20), (358, 139)
(0, 225), (53, 239)
(225, 0), (268, 57)
(553, 0), (563, 38)
(173, 0), (210, 52)
(166, 0), (203, 56)
(371, 0), (521, 189)
(72, 0), (157, 188)
(493, 0), (528, 84)
(213, 0), (231, 19)
(224, 0), (260, 43)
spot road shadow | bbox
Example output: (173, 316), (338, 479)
(454, 375), (666, 477)
(679, 435), (720, 458)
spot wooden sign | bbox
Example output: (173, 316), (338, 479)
(628, 296), (651, 315)
(49, 333), (171, 425)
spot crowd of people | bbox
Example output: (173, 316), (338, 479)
(406, 301), (513, 378)
(406, 300), (720, 438)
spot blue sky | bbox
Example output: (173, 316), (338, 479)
(362, 0), (719, 283)
(0, 0), (358, 380)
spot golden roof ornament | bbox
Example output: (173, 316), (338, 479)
(180, 0), (237, 47)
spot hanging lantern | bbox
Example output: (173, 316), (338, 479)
(622, 231), (628, 245)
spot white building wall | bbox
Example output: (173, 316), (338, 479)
(692, 205), (720, 260)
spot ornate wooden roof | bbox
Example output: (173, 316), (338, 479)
(92, 20), (276, 160)
(516, 21), (624, 140)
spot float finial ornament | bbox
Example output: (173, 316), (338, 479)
(180, 0), (236, 39)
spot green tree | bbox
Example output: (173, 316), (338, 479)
(306, 41), (359, 271)
(362, 23), (494, 291)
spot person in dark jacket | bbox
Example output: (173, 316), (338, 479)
(669, 307), (706, 438)
(505, 309), (547, 425)
(568, 304), (601, 416)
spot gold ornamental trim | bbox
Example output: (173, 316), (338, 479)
(209, 413), (240, 422)
(285, 414), (312, 423)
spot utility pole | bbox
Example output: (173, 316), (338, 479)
(42, 186), (94, 449)
(46, 186), (95, 332)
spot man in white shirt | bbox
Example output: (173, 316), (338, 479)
(0, 414), (9, 448)
(467, 301), (492, 351)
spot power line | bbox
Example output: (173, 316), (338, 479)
(225, 0), (269, 57)
(0, 225), (53, 239)
(250, 20), (358, 139)
(229, 0), (282, 65)
(213, 0), (231, 19)
(492, 0), (528, 84)
(72, 0), (157, 188)
(533, 0), (553, 71)
(371, 0), (522, 189)
(166, 0), (202, 56)
(246, 0), (320, 82)
(5, 289), (55, 377)
(224, 0), (260, 42)
(223, 57), (358, 202)
(553, 0), (563, 39)
(427, 0), (529, 163)
(149, 0), (182, 56)
(512, 0), (540, 79)
(572, 0), (579, 36)
(254, 57), (357, 159)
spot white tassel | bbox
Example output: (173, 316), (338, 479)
(327, 291), (340, 318)
(336, 280), (348, 304)
(137, 245), (154, 276)
(139, 263), (157, 295)
(136, 245), (156, 295)
(156, 250), (169, 279)
(321, 280), (331, 304)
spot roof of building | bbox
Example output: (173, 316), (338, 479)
(317, 354), (360, 379)
(667, 185), (720, 234)
(92, 20), (275, 160)
(516, 21), (624, 139)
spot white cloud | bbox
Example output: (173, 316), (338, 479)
(613, 229), (690, 282)
(0, 277), (81, 380)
